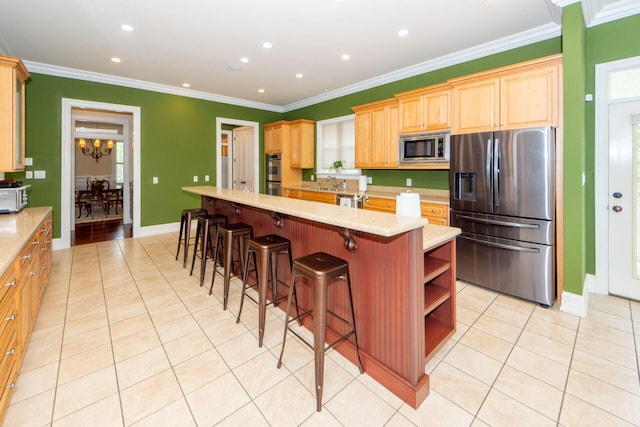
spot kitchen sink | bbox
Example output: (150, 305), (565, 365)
(315, 186), (337, 191)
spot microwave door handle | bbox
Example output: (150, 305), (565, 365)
(494, 138), (500, 208)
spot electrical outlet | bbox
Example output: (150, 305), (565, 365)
(205, 175), (210, 182)
(153, 177), (158, 184)
(26, 171), (33, 179)
(368, 176), (372, 184)
(193, 175), (198, 183)
(406, 178), (412, 186)
(311, 175), (315, 181)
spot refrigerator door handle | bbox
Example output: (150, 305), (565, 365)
(486, 139), (493, 209)
(459, 235), (540, 253)
(494, 138), (500, 207)
(455, 214), (540, 229)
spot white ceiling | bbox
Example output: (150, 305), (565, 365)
(0, 0), (636, 111)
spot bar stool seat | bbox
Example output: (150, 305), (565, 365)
(210, 222), (253, 309)
(190, 213), (228, 286)
(277, 251), (364, 412)
(236, 234), (298, 347)
(175, 208), (207, 268)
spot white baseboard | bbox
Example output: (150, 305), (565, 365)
(136, 221), (181, 237)
(559, 274), (593, 318)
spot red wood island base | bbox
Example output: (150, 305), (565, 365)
(183, 186), (460, 408)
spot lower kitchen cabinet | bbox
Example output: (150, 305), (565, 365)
(363, 196), (396, 213)
(421, 203), (449, 226)
(0, 209), (52, 420)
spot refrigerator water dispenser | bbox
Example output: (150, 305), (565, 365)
(454, 172), (476, 201)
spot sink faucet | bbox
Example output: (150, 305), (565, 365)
(326, 175), (337, 190)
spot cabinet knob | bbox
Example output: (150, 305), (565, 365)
(4, 280), (16, 287)
(22, 254), (31, 260)
(6, 348), (15, 356)
(30, 270), (37, 277)
(6, 382), (15, 389)
(5, 314), (15, 321)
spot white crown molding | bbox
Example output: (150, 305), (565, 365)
(284, 23), (561, 112)
(588, 0), (640, 27)
(23, 61), (284, 113)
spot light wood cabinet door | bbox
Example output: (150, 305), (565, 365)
(452, 77), (500, 134)
(264, 121), (287, 154)
(363, 196), (396, 213)
(289, 119), (314, 169)
(396, 84), (452, 133)
(299, 190), (336, 204)
(353, 99), (398, 169)
(354, 110), (372, 168)
(421, 203), (449, 226)
(0, 56), (29, 172)
(499, 64), (559, 130)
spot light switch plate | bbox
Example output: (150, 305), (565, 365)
(26, 171), (33, 179)
(34, 170), (46, 179)
(406, 178), (412, 186)
(193, 176), (198, 182)
(25, 157), (33, 166)
(153, 177), (158, 184)
(204, 175), (210, 182)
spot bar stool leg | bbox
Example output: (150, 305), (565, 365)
(209, 232), (222, 296)
(199, 221), (213, 286)
(344, 271), (364, 374)
(277, 272), (298, 369)
(222, 230), (234, 310)
(189, 219), (202, 277)
(313, 274), (328, 412)
(175, 213), (185, 261)
(183, 214), (192, 268)
(237, 244), (257, 324)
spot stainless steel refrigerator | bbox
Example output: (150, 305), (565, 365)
(450, 127), (555, 306)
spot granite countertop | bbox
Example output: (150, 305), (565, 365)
(0, 207), (52, 277)
(183, 186), (461, 247)
(287, 183), (450, 206)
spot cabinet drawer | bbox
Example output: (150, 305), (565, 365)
(364, 197), (396, 213)
(299, 191), (336, 204)
(0, 295), (16, 347)
(0, 262), (18, 302)
(0, 331), (17, 418)
(420, 203), (447, 219)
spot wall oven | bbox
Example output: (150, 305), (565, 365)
(399, 131), (450, 165)
(265, 154), (282, 196)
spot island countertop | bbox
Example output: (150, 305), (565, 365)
(183, 186), (430, 238)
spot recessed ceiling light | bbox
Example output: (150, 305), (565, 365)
(258, 89), (265, 93)
(111, 57), (122, 63)
(240, 57), (249, 63)
(263, 42), (272, 49)
(296, 73), (303, 79)
(397, 29), (409, 37)
(228, 65), (242, 71)
(341, 54), (350, 60)
(182, 83), (190, 88)
(120, 24), (134, 32)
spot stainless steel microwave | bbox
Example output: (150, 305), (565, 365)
(0, 184), (30, 214)
(398, 131), (450, 165)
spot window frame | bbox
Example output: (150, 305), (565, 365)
(315, 114), (361, 177)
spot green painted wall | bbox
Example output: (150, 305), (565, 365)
(7, 75), (281, 238)
(562, 3), (588, 295)
(285, 38), (562, 188)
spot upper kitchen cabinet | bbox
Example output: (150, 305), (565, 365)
(288, 119), (314, 169)
(395, 83), (452, 134)
(0, 56), (29, 172)
(352, 98), (399, 168)
(264, 120), (288, 154)
(450, 54), (562, 134)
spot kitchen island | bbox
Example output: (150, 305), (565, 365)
(183, 186), (460, 408)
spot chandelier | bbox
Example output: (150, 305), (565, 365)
(77, 138), (113, 162)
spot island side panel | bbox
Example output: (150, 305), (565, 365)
(203, 196), (428, 405)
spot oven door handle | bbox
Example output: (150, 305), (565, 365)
(459, 235), (540, 253)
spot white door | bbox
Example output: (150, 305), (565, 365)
(608, 100), (640, 300)
(232, 126), (255, 192)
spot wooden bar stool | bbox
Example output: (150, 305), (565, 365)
(190, 213), (228, 286)
(209, 222), (253, 309)
(175, 208), (207, 268)
(236, 234), (299, 347)
(277, 251), (364, 412)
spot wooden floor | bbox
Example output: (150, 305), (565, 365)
(71, 220), (132, 246)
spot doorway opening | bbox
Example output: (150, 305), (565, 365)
(60, 99), (141, 249)
(216, 117), (259, 192)
(595, 56), (640, 299)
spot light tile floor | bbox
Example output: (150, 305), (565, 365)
(3, 233), (640, 426)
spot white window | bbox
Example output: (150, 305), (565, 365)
(316, 114), (360, 175)
(115, 141), (124, 184)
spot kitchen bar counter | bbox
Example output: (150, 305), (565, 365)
(0, 207), (53, 277)
(184, 186), (460, 408)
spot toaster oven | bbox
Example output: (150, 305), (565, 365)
(0, 185), (30, 213)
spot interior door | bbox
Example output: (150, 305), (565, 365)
(608, 101), (640, 300)
(232, 126), (255, 192)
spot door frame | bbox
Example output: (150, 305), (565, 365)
(59, 98), (141, 249)
(594, 55), (640, 294)
(215, 117), (259, 192)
